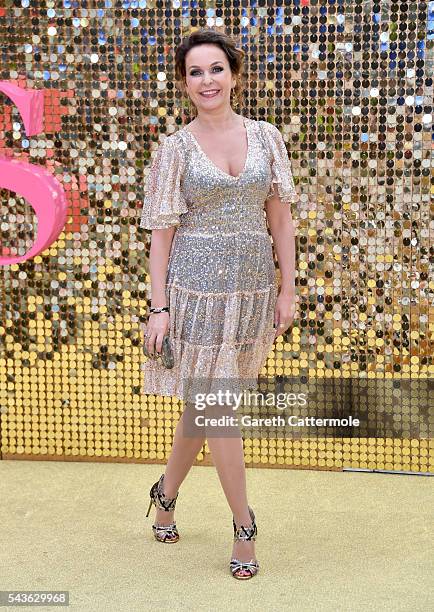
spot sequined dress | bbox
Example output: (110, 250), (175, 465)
(139, 117), (298, 402)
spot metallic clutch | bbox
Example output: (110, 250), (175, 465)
(143, 334), (174, 369)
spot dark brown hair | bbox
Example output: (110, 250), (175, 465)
(175, 29), (246, 113)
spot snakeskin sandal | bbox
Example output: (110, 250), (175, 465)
(146, 473), (179, 543)
(230, 506), (259, 580)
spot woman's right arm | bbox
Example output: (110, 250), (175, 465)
(140, 135), (187, 354)
(144, 226), (176, 355)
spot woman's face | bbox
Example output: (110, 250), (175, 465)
(184, 43), (236, 113)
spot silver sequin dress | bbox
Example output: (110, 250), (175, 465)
(140, 117), (298, 402)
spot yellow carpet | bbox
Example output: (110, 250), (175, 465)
(0, 461), (432, 612)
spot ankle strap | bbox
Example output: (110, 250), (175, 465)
(233, 521), (257, 542)
(233, 506), (257, 541)
(154, 474), (179, 511)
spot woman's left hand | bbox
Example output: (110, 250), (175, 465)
(274, 291), (296, 339)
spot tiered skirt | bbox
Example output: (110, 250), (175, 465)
(142, 230), (278, 402)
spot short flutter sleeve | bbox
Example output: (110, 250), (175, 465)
(259, 120), (299, 205)
(139, 135), (188, 230)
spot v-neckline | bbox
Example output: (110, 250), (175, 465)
(183, 117), (250, 180)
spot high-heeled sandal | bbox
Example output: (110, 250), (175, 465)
(145, 473), (179, 543)
(230, 506), (259, 580)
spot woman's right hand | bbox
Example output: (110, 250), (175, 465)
(144, 312), (170, 356)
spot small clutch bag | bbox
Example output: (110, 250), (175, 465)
(143, 334), (174, 369)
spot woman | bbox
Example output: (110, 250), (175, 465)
(140, 29), (298, 580)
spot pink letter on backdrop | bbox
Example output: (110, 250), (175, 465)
(0, 81), (68, 265)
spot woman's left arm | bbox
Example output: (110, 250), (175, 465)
(265, 195), (297, 338)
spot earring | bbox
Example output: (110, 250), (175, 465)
(231, 88), (240, 109)
(184, 91), (195, 118)
(188, 97), (196, 118)
(182, 93), (193, 119)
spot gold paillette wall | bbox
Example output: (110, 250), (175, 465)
(0, 3), (432, 473)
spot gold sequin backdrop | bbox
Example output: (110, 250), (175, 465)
(0, 3), (432, 473)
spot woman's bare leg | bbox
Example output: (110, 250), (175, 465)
(153, 400), (256, 571)
(154, 405), (205, 526)
(206, 428), (256, 567)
